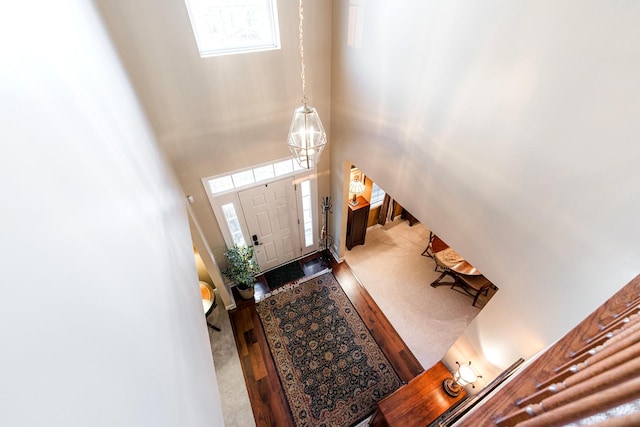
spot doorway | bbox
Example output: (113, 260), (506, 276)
(203, 158), (319, 273)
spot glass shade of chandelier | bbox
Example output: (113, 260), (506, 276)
(287, 0), (326, 169)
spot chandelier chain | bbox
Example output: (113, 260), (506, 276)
(298, 0), (308, 107)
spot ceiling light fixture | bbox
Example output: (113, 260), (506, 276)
(287, 0), (326, 169)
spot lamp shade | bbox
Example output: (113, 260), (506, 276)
(349, 180), (365, 195)
(454, 364), (477, 386)
(443, 361), (480, 397)
(288, 105), (327, 169)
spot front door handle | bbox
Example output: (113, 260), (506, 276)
(252, 235), (261, 245)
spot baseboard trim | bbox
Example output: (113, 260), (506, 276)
(329, 246), (344, 264)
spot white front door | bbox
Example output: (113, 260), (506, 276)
(238, 177), (301, 271)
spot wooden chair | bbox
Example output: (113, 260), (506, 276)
(421, 231), (435, 258)
(428, 235), (450, 272)
(422, 232), (449, 261)
(452, 274), (493, 307)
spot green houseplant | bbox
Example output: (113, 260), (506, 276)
(222, 244), (260, 300)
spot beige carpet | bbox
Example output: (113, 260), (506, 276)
(207, 296), (256, 427)
(343, 218), (492, 370)
(210, 217), (493, 425)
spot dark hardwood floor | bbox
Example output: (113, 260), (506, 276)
(228, 253), (424, 426)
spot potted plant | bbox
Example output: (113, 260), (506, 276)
(222, 244), (260, 300)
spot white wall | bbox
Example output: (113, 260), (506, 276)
(0, 1), (224, 426)
(95, 0), (334, 284)
(331, 0), (640, 374)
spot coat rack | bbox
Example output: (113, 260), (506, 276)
(320, 196), (333, 264)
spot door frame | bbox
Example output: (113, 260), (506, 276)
(203, 159), (319, 272)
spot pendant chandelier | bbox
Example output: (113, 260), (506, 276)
(287, 0), (326, 169)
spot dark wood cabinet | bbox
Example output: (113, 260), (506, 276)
(346, 196), (370, 250)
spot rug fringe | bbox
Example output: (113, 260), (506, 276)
(256, 267), (332, 302)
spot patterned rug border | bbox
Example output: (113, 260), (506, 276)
(255, 267), (332, 303)
(256, 271), (403, 427)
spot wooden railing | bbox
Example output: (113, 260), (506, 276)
(456, 274), (640, 427)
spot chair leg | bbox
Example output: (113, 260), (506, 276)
(421, 232), (435, 258)
(421, 246), (433, 258)
(472, 292), (481, 307)
(472, 285), (492, 307)
(431, 270), (455, 287)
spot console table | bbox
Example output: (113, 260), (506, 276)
(370, 361), (466, 427)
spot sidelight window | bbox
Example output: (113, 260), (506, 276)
(221, 203), (246, 246)
(300, 180), (313, 247)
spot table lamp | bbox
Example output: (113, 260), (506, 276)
(349, 179), (365, 206)
(443, 361), (481, 397)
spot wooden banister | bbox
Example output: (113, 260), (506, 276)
(557, 314), (640, 372)
(596, 297), (640, 327)
(587, 312), (639, 345)
(499, 357), (640, 425)
(515, 377), (640, 427)
(454, 274), (640, 427)
(536, 331), (640, 390)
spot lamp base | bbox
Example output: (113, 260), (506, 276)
(443, 378), (463, 397)
(349, 200), (360, 207)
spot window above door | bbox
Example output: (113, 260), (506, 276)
(184, 0), (281, 57)
(205, 157), (306, 196)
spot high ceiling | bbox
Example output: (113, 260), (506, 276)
(95, 0), (332, 176)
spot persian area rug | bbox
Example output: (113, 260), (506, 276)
(265, 260), (305, 290)
(256, 272), (402, 426)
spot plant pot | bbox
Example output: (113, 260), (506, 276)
(237, 286), (255, 300)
